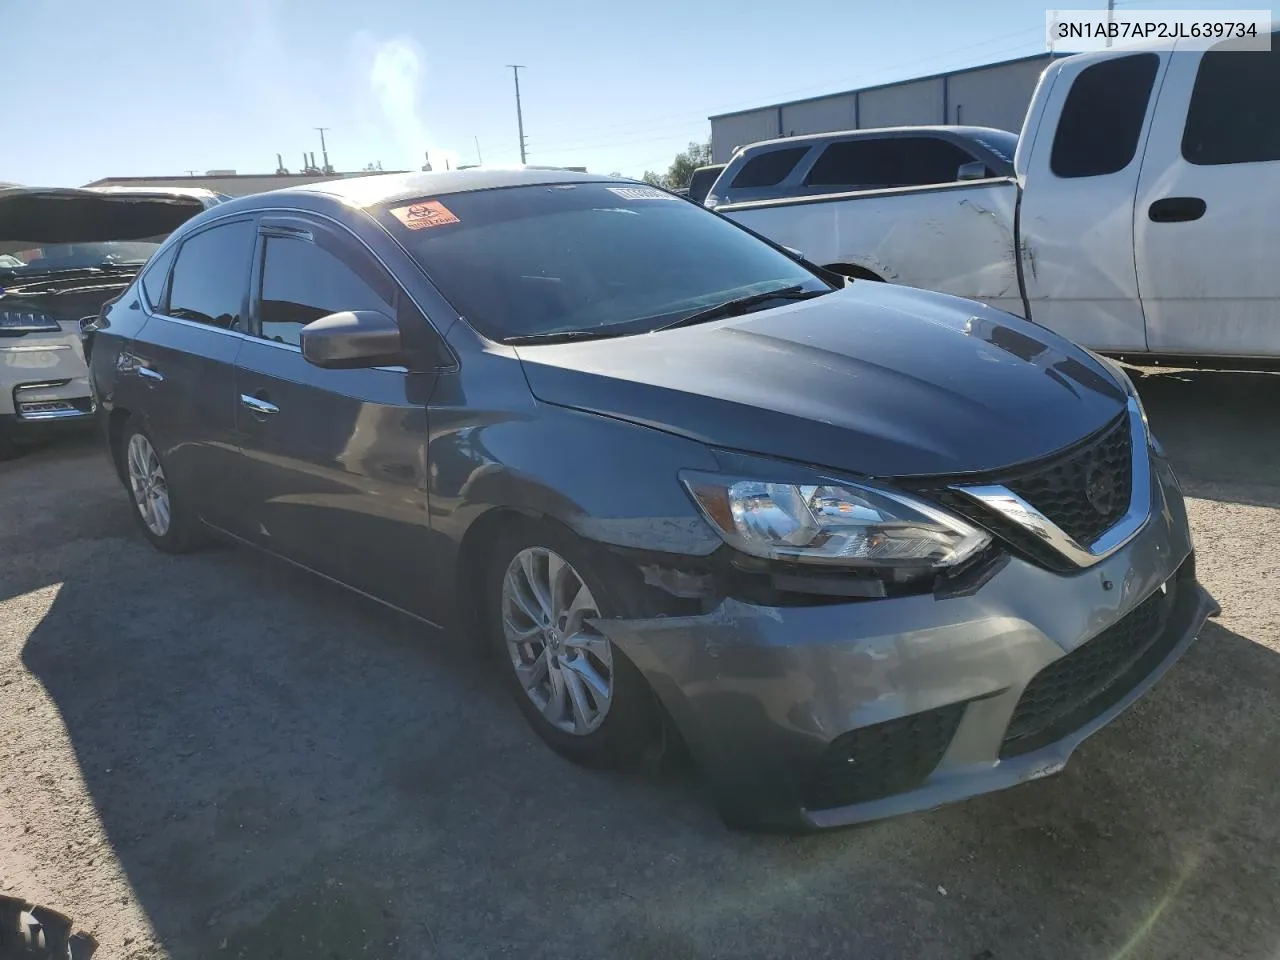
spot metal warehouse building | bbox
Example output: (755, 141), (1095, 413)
(709, 53), (1065, 163)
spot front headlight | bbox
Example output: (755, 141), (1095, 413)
(681, 471), (991, 568)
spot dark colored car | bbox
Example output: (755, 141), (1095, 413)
(87, 169), (1215, 831)
(704, 126), (1018, 207)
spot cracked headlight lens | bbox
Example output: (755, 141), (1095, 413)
(681, 472), (990, 568)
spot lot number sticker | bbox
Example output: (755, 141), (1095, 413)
(390, 200), (461, 230)
(606, 186), (680, 201)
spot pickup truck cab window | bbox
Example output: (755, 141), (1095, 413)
(1051, 53), (1159, 178)
(1182, 32), (1280, 166)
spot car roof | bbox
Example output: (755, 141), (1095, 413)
(265, 168), (625, 209)
(734, 125), (1016, 155)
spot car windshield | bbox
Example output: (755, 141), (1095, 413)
(374, 181), (830, 342)
(0, 238), (163, 275)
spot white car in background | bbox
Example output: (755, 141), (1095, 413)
(0, 185), (225, 457)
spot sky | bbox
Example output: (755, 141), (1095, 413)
(2, 0), (1246, 186)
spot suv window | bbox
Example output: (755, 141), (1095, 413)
(258, 236), (395, 346)
(730, 147), (809, 189)
(1183, 32), (1280, 165)
(1051, 53), (1159, 178)
(166, 220), (256, 329)
(807, 137), (977, 189)
(139, 243), (177, 311)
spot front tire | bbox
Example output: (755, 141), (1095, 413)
(484, 521), (659, 767)
(118, 418), (203, 553)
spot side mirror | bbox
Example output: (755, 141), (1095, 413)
(300, 310), (404, 370)
(956, 161), (988, 181)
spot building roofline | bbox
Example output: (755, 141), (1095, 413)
(709, 52), (1069, 120)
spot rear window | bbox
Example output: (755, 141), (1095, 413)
(374, 182), (825, 343)
(1051, 53), (1159, 178)
(730, 147), (809, 188)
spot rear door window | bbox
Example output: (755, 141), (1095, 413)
(166, 220), (256, 329)
(808, 137), (979, 188)
(730, 147), (809, 188)
(256, 235), (395, 346)
(1050, 53), (1159, 178)
(139, 243), (177, 311)
(1182, 32), (1280, 165)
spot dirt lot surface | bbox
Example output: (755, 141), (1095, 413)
(1, 366), (1278, 960)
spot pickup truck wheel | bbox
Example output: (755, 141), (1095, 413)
(485, 521), (660, 768)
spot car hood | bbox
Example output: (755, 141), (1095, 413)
(0, 187), (206, 243)
(515, 282), (1128, 478)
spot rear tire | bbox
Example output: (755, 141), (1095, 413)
(483, 520), (660, 768)
(117, 417), (204, 554)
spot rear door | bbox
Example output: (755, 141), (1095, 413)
(126, 216), (256, 534)
(233, 215), (438, 614)
(1018, 52), (1168, 350)
(1135, 31), (1280, 357)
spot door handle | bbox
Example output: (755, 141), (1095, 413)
(136, 366), (165, 382)
(240, 393), (279, 416)
(1148, 196), (1207, 223)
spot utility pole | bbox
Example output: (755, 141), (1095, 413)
(315, 127), (333, 173)
(506, 65), (528, 164)
(1105, 0), (1115, 47)
(475, 135), (483, 166)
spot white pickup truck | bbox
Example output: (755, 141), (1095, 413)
(715, 30), (1280, 359)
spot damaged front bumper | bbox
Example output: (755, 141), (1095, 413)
(593, 457), (1217, 830)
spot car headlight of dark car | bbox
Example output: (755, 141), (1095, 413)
(0, 309), (61, 334)
(681, 471), (991, 569)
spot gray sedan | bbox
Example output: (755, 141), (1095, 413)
(86, 169), (1216, 831)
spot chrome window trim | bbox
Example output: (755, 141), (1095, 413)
(950, 399), (1151, 569)
(141, 204), (459, 371)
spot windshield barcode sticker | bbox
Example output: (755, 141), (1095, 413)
(390, 200), (461, 230)
(606, 186), (680, 201)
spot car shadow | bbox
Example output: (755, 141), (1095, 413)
(2, 366), (1278, 959)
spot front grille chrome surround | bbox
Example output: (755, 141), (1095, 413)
(949, 398), (1151, 569)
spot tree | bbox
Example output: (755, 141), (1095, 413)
(641, 140), (713, 190)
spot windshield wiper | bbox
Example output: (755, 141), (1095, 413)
(503, 328), (626, 346)
(655, 285), (826, 331)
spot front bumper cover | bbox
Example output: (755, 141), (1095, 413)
(594, 455), (1216, 830)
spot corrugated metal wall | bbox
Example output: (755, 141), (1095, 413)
(857, 77), (947, 128)
(710, 110), (781, 162)
(710, 55), (1055, 162)
(944, 57), (1050, 131)
(780, 94), (857, 138)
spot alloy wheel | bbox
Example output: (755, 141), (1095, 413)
(501, 547), (614, 735)
(126, 433), (171, 537)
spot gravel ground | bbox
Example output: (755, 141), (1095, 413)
(1, 365), (1278, 960)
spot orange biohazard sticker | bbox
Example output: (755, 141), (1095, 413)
(390, 199), (461, 230)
